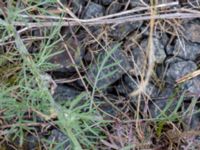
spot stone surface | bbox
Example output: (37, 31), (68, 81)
(149, 84), (176, 118)
(106, 1), (122, 15)
(183, 105), (200, 130)
(140, 37), (167, 64)
(98, 99), (117, 119)
(152, 37), (167, 64)
(87, 44), (131, 89)
(130, 0), (145, 8)
(60, 0), (85, 14)
(165, 57), (184, 65)
(71, 0), (85, 14)
(166, 44), (174, 56)
(116, 75), (138, 95)
(24, 135), (40, 150)
(165, 60), (200, 95)
(183, 23), (200, 43)
(150, 99), (177, 118)
(82, 2), (105, 19)
(53, 85), (81, 102)
(131, 46), (146, 76)
(131, 0), (174, 8)
(49, 37), (84, 73)
(155, 64), (166, 80)
(101, 0), (113, 6)
(48, 129), (70, 149)
(131, 38), (166, 75)
(166, 60), (197, 82)
(174, 39), (200, 61)
(116, 75), (157, 97)
(182, 77), (200, 96)
(109, 22), (142, 41)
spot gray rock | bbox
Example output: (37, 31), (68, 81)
(165, 60), (200, 95)
(124, 75), (138, 93)
(60, 0), (85, 14)
(174, 39), (200, 61)
(165, 57), (184, 65)
(182, 77), (200, 96)
(49, 38), (84, 73)
(48, 129), (70, 149)
(87, 44), (131, 89)
(158, 84), (175, 98)
(163, 56), (184, 82)
(183, 23), (200, 43)
(166, 60), (197, 82)
(82, 2), (105, 19)
(109, 22), (142, 41)
(155, 33), (169, 47)
(106, 1), (122, 15)
(117, 75), (158, 97)
(149, 85), (176, 118)
(146, 83), (158, 97)
(53, 85), (81, 102)
(152, 37), (167, 64)
(157, 0), (176, 4)
(115, 75), (138, 95)
(131, 38), (166, 75)
(166, 44), (174, 56)
(72, 0), (85, 13)
(24, 135), (40, 150)
(140, 37), (166, 64)
(131, 46), (146, 76)
(140, 28), (169, 46)
(183, 105), (200, 130)
(99, 101), (117, 119)
(130, 0), (146, 8)
(141, 29), (169, 46)
(101, 0), (113, 6)
(130, 0), (174, 8)
(150, 99), (177, 118)
(155, 64), (166, 80)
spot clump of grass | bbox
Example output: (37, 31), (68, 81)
(0, 1), (107, 149)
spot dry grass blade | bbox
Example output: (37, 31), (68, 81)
(10, 13), (200, 28)
(176, 69), (200, 84)
(18, 2), (179, 22)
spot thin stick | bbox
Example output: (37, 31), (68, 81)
(11, 13), (200, 28)
(18, 2), (179, 22)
